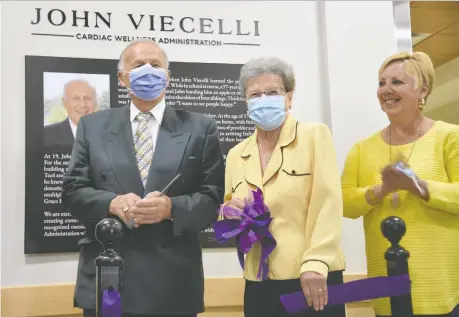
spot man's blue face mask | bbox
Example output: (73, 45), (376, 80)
(125, 64), (168, 101)
(247, 95), (288, 131)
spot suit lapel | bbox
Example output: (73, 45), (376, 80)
(262, 116), (298, 185)
(144, 106), (190, 196)
(241, 137), (263, 191)
(262, 146), (282, 185)
(242, 116), (298, 187)
(102, 106), (144, 196)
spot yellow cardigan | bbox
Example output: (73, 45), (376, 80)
(341, 120), (459, 315)
(223, 115), (345, 281)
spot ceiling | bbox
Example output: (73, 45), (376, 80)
(410, 1), (459, 68)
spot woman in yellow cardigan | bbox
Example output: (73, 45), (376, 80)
(341, 51), (459, 317)
(221, 57), (346, 317)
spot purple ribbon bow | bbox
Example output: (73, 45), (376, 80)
(213, 189), (277, 280)
(101, 287), (122, 317)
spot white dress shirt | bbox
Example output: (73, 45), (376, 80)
(69, 118), (77, 138)
(130, 98), (166, 149)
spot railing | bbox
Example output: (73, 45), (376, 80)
(93, 216), (414, 317)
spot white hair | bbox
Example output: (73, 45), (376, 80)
(62, 79), (97, 100)
(117, 39), (169, 71)
(239, 57), (296, 97)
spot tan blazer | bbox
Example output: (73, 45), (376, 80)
(223, 115), (345, 281)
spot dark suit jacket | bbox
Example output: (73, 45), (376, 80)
(62, 105), (225, 315)
(44, 118), (75, 147)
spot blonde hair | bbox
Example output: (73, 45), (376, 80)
(378, 51), (435, 100)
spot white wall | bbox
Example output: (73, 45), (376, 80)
(0, 1), (398, 287)
(0, 2), (3, 308)
(323, 1), (397, 273)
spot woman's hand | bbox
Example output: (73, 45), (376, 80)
(300, 271), (328, 311)
(221, 190), (255, 219)
(380, 165), (402, 193)
(381, 165), (428, 199)
(220, 197), (246, 220)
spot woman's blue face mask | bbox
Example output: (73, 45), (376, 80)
(124, 64), (168, 101)
(247, 94), (289, 131)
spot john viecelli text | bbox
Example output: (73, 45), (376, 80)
(31, 8), (261, 37)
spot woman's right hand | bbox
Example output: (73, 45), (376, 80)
(381, 164), (403, 194)
(221, 198), (245, 219)
(366, 165), (400, 204)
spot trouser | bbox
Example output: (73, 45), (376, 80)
(243, 270), (346, 317)
(83, 310), (196, 317)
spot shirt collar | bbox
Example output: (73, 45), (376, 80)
(68, 118), (77, 138)
(241, 114), (298, 158)
(130, 97), (166, 124)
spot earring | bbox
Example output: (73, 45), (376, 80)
(419, 98), (426, 111)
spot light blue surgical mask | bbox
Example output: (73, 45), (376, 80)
(247, 95), (288, 131)
(127, 64), (167, 101)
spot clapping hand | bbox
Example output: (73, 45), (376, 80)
(381, 164), (428, 199)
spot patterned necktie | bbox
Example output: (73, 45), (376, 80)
(134, 112), (154, 187)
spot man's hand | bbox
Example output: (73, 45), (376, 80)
(300, 271), (328, 311)
(109, 193), (141, 225)
(129, 191), (172, 227)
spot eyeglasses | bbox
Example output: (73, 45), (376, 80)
(247, 88), (285, 101)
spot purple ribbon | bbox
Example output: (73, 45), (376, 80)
(213, 189), (277, 280)
(280, 274), (411, 314)
(101, 287), (122, 317)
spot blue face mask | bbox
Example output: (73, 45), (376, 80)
(247, 95), (288, 131)
(127, 64), (167, 101)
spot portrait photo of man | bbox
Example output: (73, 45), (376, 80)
(43, 73), (110, 148)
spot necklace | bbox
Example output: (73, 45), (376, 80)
(257, 141), (273, 163)
(389, 122), (421, 208)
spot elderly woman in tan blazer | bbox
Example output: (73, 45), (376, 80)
(219, 57), (346, 317)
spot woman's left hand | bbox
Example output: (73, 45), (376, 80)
(300, 271), (327, 311)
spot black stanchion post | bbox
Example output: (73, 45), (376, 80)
(95, 218), (124, 317)
(381, 216), (413, 317)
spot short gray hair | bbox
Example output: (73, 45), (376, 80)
(239, 57), (295, 97)
(117, 39), (169, 71)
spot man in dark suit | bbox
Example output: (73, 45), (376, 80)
(62, 40), (225, 317)
(43, 117), (74, 147)
(44, 79), (97, 147)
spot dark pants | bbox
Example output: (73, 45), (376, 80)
(244, 270), (346, 317)
(83, 310), (195, 317)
